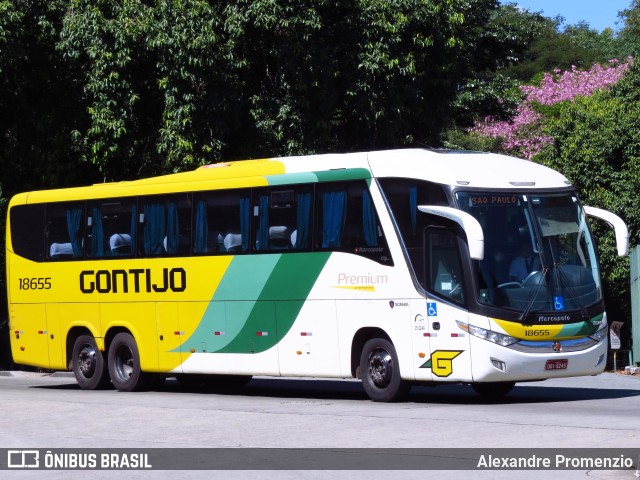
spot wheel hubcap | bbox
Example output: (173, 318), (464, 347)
(78, 345), (97, 378)
(115, 346), (134, 380)
(368, 349), (393, 388)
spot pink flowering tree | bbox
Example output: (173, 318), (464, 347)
(470, 61), (630, 159)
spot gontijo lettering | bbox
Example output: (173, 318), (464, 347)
(79, 268), (186, 294)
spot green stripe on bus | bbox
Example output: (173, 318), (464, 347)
(556, 319), (599, 338)
(216, 252), (330, 353)
(172, 255), (280, 353)
(313, 168), (371, 183)
(213, 255), (281, 301)
(176, 253), (330, 354)
(266, 172), (319, 185)
(264, 168), (371, 187)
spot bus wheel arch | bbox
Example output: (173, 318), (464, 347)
(352, 329), (410, 402)
(351, 327), (390, 379)
(67, 327), (93, 370)
(68, 329), (110, 390)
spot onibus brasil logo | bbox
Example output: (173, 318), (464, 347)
(421, 350), (463, 377)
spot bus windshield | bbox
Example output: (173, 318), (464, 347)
(456, 192), (602, 317)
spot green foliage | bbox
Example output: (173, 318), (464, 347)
(61, 0), (219, 177)
(473, 3), (553, 73)
(223, 0), (327, 156)
(446, 2), (635, 161)
(447, 3), (612, 137)
(0, 0), (94, 190)
(150, 1), (236, 171)
(54, 0), (503, 172)
(563, 22), (619, 61)
(504, 24), (601, 81)
(442, 128), (506, 153)
(225, 0), (503, 153)
(618, 0), (640, 57)
(453, 74), (523, 127)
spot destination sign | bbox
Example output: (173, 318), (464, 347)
(468, 194), (519, 207)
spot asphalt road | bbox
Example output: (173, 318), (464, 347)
(0, 371), (639, 480)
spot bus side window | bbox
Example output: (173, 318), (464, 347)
(253, 186), (313, 252)
(10, 204), (46, 262)
(138, 194), (192, 257)
(425, 228), (465, 304)
(193, 189), (251, 255)
(87, 199), (136, 258)
(315, 180), (392, 264)
(45, 202), (85, 260)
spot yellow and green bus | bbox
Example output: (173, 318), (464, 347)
(6, 149), (628, 401)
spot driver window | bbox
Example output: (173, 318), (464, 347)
(426, 228), (465, 304)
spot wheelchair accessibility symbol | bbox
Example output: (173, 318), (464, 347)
(427, 302), (438, 317)
(554, 296), (565, 311)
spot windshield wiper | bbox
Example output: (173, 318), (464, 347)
(518, 267), (548, 324)
(518, 239), (590, 324)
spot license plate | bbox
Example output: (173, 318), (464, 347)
(545, 359), (568, 370)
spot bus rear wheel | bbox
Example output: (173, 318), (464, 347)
(72, 334), (110, 390)
(360, 338), (410, 402)
(108, 332), (149, 392)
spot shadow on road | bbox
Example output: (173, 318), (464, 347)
(32, 375), (640, 405)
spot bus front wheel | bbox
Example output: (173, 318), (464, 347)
(72, 334), (110, 390)
(360, 338), (410, 402)
(108, 332), (148, 392)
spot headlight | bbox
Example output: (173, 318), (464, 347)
(456, 321), (518, 346)
(589, 319), (608, 342)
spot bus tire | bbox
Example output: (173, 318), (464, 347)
(108, 332), (147, 392)
(471, 381), (515, 398)
(72, 334), (110, 390)
(360, 338), (410, 402)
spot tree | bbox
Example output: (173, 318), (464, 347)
(445, 2), (536, 128)
(468, 61), (629, 159)
(563, 22), (619, 62)
(448, 3), (615, 132)
(57, 0), (505, 171)
(618, 0), (640, 57)
(59, 0), (241, 179)
(535, 61), (640, 326)
(219, 0), (504, 153)
(0, 0), (96, 191)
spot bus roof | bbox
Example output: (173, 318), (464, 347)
(276, 149), (570, 189)
(11, 149), (571, 205)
